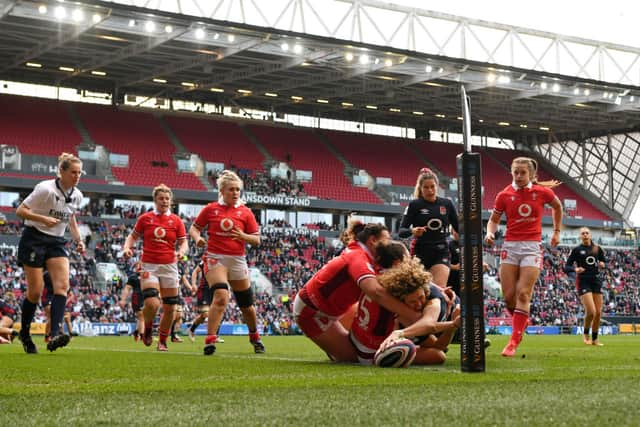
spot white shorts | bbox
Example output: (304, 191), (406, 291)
(292, 293), (338, 339)
(205, 253), (249, 281)
(500, 241), (543, 269)
(141, 262), (179, 289)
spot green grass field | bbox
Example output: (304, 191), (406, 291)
(2, 334), (639, 426)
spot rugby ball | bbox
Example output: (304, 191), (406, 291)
(373, 338), (417, 368)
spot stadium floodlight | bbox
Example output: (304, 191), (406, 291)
(317, 99), (329, 104)
(615, 96), (622, 105)
(552, 83), (560, 92)
(540, 126), (550, 130)
(631, 96), (635, 102)
(425, 65), (432, 73)
(38, 5), (47, 14)
(54, 6), (66, 19)
(374, 58), (380, 65)
(365, 104), (377, 109)
(210, 87), (224, 92)
(389, 108), (401, 112)
(92, 13), (101, 23)
(145, 21), (155, 32)
(438, 67), (444, 73)
(91, 70), (106, 76)
(457, 116), (463, 120)
(265, 92), (278, 97)
(237, 89), (252, 94)
(345, 52), (354, 62)
(181, 82), (195, 87)
(497, 75), (510, 84)
(384, 58), (392, 67)
(213, 33), (220, 40)
(153, 78), (167, 83)
(128, 19), (135, 27)
(26, 62), (42, 68)
(520, 124), (528, 128)
(291, 95), (303, 101)
(227, 34), (235, 42)
(359, 54), (369, 65)
(573, 88), (580, 95)
(341, 102), (353, 107)
(584, 88), (590, 96)
(540, 82), (548, 89)
(280, 42), (289, 51)
(164, 25), (173, 33)
(435, 113), (445, 118)
(195, 28), (205, 39)
(59, 66), (74, 72)
(412, 111), (424, 115)
(498, 121), (510, 126)
(72, 9), (84, 22)
(486, 73), (496, 83)
(293, 44), (303, 54)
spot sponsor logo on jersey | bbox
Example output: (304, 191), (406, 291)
(153, 227), (166, 239)
(517, 203), (532, 217)
(220, 218), (234, 231)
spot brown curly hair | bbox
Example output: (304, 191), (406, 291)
(378, 256), (432, 302)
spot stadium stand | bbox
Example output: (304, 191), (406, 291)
(164, 115), (266, 172)
(0, 94), (82, 156)
(249, 125), (382, 203)
(323, 131), (428, 187)
(485, 147), (609, 220)
(75, 104), (205, 190)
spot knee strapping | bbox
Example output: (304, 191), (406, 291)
(142, 288), (159, 300)
(234, 288), (254, 308)
(210, 282), (229, 292)
(162, 295), (180, 305)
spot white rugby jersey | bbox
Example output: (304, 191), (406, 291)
(22, 179), (83, 237)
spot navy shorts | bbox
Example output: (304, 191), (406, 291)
(415, 243), (450, 270)
(576, 276), (603, 295)
(18, 227), (68, 268)
(131, 291), (143, 312)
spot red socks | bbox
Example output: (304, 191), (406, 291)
(511, 309), (529, 345)
(249, 332), (260, 342)
(205, 334), (217, 345)
(158, 329), (170, 345)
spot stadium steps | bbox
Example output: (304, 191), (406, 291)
(405, 139), (449, 181)
(313, 131), (353, 170)
(312, 130), (361, 183)
(67, 104), (96, 147)
(156, 115), (214, 192)
(238, 124), (274, 169)
(156, 114), (189, 154)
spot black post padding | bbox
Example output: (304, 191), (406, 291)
(456, 151), (486, 372)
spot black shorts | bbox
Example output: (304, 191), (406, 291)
(18, 226), (68, 268)
(196, 285), (213, 307)
(415, 243), (450, 270)
(576, 275), (602, 295)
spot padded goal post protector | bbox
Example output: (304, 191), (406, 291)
(456, 151), (486, 372)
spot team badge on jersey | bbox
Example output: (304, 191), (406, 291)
(440, 206), (447, 215)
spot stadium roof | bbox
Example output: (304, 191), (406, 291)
(2, 0), (640, 141)
(1, 0), (639, 225)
